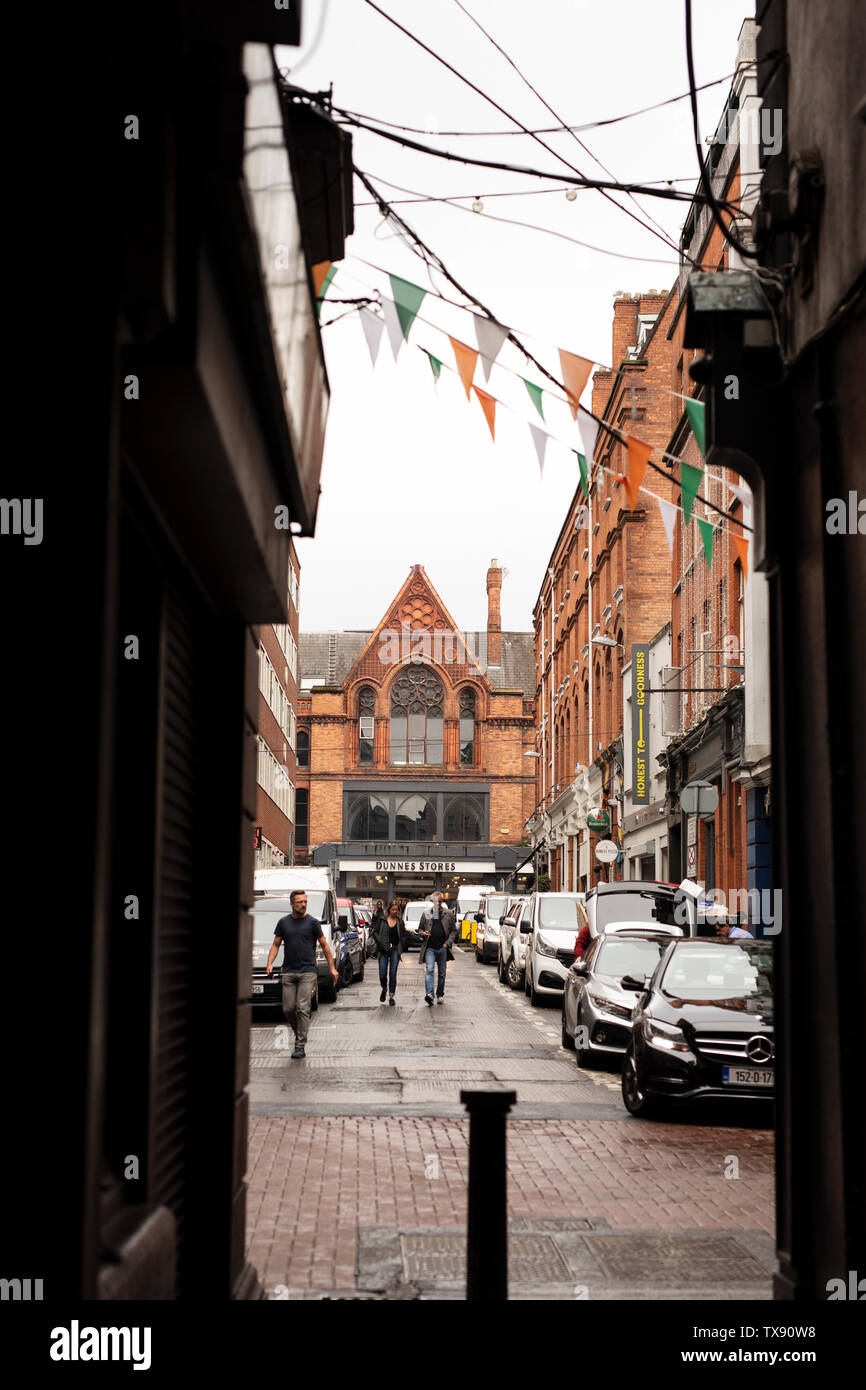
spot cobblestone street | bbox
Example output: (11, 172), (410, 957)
(246, 948), (775, 1299)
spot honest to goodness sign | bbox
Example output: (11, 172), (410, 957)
(632, 643), (650, 806)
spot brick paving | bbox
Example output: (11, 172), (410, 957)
(245, 948), (775, 1297)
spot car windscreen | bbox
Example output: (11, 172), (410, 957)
(484, 896), (508, 920)
(597, 891), (679, 928)
(458, 897), (483, 914)
(403, 903), (426, 922)
(538, 898), (584, 929)
(661, 944), (774, 1002)
(593, 937), (668, 979)
(251, 893), (328, 945)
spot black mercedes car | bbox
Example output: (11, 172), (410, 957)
(621, 938), (774, 1116)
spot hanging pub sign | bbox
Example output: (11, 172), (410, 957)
(586, 807), (610, 832)
(631, 642), (650, 806)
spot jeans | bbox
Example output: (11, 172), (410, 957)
(281, 972), (316, 1045)
(424, 946), (448, 998)
(378, 945), (400, 995)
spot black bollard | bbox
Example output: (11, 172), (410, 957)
(461, 1088), (516, 1301)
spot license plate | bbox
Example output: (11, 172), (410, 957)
(252, 984), (264, 995)
(722, 1066), (774, 1087)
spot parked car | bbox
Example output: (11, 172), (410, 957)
(351, 903), (370, 953)
(400, 899), (431, 950)
(583, 880), (693, 942)
(252, 884), (353, 1003)
(249, 895), (319, 1014)
(474, 892), (511, 963)
(455, 884), (490, 945)
(562, 931), (672, 1065)
(497, 896), (531, 989)
(621, 938), (775, 1116)
(336, 899), (366, 987)
(254, 864), (334, 898)
(522, 893), (589, 1005)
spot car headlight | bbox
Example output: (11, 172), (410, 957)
(644, 1017), (692, 1052)
(535, 935), (557, 957)
(485, 923), (499, 935)
(587, 993), (632, 1021)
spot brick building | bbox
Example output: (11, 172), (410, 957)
(254, 542), (301, 869)
(296, 562), (536, 901)
(527, 288), (680, 891)
(657, 18), (772, 920)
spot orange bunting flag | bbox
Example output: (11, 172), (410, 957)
(558, 350), (594, 419)
(311, 261), (333, 298)
(625, 437), (652, 509)
(449, 337), (478, 399)
(473, 385), (496, 441)
(733, 533), (749, 581)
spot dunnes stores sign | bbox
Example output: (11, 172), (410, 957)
(340, 859), (497, 873)
(631, 642), (650, 807)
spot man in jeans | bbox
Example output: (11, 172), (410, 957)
(419, 892), (457, 1006)
(266, 889), (338, 1058)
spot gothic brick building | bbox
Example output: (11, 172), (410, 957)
(296, 562), (536, 902)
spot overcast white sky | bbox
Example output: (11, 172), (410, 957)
(282, 0), (752, 635)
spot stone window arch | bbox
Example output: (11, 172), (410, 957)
(390, 667), (444, 765)
(358, 685), (376, 764)
(458, 686), (476, 766)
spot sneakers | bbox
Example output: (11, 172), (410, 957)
(388, 995), (396, 1006)
(436, 997), (444, 1004)
(380, 986), (387, 1002)
(291, 1045), (305, 1059)
(425, 994), (433, 1006)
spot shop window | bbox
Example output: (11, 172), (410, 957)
(443, 794), (484, 843)
(395, 794), (437, 841)
(346, 793), (389, 841)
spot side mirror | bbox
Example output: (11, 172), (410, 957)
(499, 915), (507, 926)
(620, 974), (648, 992)
(519, 922), (532, 934)
(338, 913), (349, 929)
(475, 911), (484, 922)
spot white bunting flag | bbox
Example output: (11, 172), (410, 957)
(359, 307), (385, 366)
(577, 407), (601, 467)
(381, 296), (405, 361)
(657, 496), (678, 555)
(727, 481), (753, 509)
(474, 315), (509, 382)
(529, 424), (549, 478)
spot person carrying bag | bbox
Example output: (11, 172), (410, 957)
(372, 901), (407, 1005)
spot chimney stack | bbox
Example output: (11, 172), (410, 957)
(486, 559), (502, 666)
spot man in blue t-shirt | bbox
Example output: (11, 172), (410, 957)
(266, 890), (338, 1058)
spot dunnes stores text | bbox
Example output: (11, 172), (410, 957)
(339, 859), (497, 873)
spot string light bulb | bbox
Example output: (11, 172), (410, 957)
(472, 196), (484, 212)
(565, 188), (578, 202)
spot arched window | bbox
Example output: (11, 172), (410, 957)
(459, 687), (476, 765)
(390, 667), (443, 765)
(443, 794), (484, 842)
(297, 729), (310, 768)
(358, 686), (375, 764)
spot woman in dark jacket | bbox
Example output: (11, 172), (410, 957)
(372, 900), (406, 1005)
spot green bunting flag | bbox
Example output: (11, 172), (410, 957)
(426, 351), (442, 382)
(577, 452), (589, 500)
(524, 378), (545, 420)
(388, 274), (426, 340)
(680, 461), (704, 526)
(685, 397), (706, 459)
(315, 264), (337, 320)
(697, 517), (716, 568)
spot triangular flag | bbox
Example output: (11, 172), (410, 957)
(450, 337), (478, 398)
(657, 497), (677, 555)
(625, 437), (652, 510)
(312, 261), (333, 298)
(523, 379), (545, 420)
(576, 452), (589, 500)
(473, 385), (496, 441)
(728, 481), (752, 509)
(697, 517), (716, 568)
(680, 461), (704, 525)
(529, 424), (548, 477)
(387, 274), (426, 340)
(474, 315), (508, 381)
(381, 296), (405, 360)
(359, 306), (384, 366)
(577, 407), (600, 467)
(733, 533), (749, 580)
(425, 351), (443, 384)
(559, 349), (593, 419)
(315, 263), (337, 320)
(684, 397), (706, 458)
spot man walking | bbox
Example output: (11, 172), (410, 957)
(266, 889), (338, 1058)
(419, 892), (457, 1006)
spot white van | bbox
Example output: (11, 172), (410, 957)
(254, 866), (334, 897)
(455, 884), (491, 945)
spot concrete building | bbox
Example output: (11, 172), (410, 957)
(297, 563), (536, 901)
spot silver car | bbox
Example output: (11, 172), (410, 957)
(523, 893), (588, 1006)
(561, 931), (673, 1065)
(474, 892), (511, 964)
(497, 896), (532, 989)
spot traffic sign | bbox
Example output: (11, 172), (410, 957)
(687, 843), (697, 868)
(680, 780), (719, 815)
(595, 839), (618, 863)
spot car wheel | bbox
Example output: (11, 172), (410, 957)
(497, 952), (507, 984)
(529, 969), (542, 1007)
(341, 957), (354, 988)
(475, 943), (482, 962)
(507, 954), (523, 991)
(356, 956), (365, 983)
(575, 1005), (595, 1067)
(561, 1009), (575, 1050)
(621, 1044), (656, 1117)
